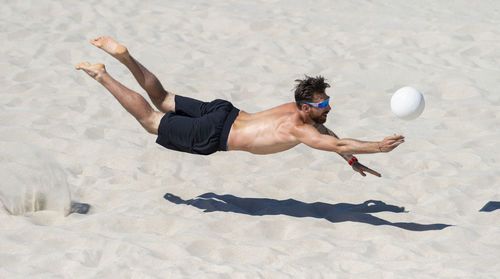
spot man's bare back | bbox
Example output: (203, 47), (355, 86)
(77, 36), (404, 177)
(227, 103), (302, 154)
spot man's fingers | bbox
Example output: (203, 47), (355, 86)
(365, 168), (382, 177)
(383, 138), (405, 151)
(387, 138), (405, 144)
(389, 141), (403, 147)
(380, 135), (405, 152)
(361, 165), (382, 177)
(354, 163), (382, 177)
(387, 134), (405, 141)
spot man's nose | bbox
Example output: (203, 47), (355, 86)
(325, 104), (331, 112)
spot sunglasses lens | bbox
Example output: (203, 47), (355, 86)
(306, 98), (329, 108)
(318, 99), (329, 108)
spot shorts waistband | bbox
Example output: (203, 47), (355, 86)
(219, 106), (240, 151)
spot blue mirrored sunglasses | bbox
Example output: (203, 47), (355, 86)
(306, 98), (330, 109)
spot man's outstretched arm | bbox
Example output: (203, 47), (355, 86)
(313, 124), (384, 177)
(313, 124), (354, 162)
(293, 123), (404, 155)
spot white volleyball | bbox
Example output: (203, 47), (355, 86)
(391, 87), (425, 120)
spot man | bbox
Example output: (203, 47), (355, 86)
(77, 37), (404, 177)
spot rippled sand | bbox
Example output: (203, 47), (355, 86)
(1, 1), (499, 277)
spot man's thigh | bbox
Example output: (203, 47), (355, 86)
(174, 95), (232, 118)
(174, 95), (208, 117)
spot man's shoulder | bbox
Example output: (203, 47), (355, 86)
(257, 102), (301, 120)
(268, 102), (298, 112)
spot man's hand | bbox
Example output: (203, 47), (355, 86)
(351, 161), (381, 177)
(379, 134), (405, 152)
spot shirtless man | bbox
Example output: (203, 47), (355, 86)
(76, 37), (404, 177)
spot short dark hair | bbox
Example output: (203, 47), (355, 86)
(294, 75), (330, 109)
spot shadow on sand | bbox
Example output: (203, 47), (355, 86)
(164, 192), (451, 231)
(479, 201), (500, 212)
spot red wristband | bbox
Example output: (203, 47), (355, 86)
(348, 157), (357, 165)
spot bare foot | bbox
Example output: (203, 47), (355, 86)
(90, 36), (129, 61)
(75, 62), (107, 81)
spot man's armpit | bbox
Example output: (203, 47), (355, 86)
(313, 123), (329, 134)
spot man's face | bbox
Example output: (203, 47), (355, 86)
(308, 93), (331, 124)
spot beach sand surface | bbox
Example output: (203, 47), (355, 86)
(1, 0), (499, 278)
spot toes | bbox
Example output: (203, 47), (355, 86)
(90, 37), (103, 46)
(75, 62), (90, 70)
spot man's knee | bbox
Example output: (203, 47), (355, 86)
(140, 111), (164, 135)
(154, 92), (175, 113)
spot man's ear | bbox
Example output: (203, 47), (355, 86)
(300, 103), (310, 112)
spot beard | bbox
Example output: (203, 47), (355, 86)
(311, 112), (328, 124)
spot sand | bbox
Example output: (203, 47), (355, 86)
(1, 0), (499, 278)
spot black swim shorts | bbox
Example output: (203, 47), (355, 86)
(156, 95), (240, 155)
